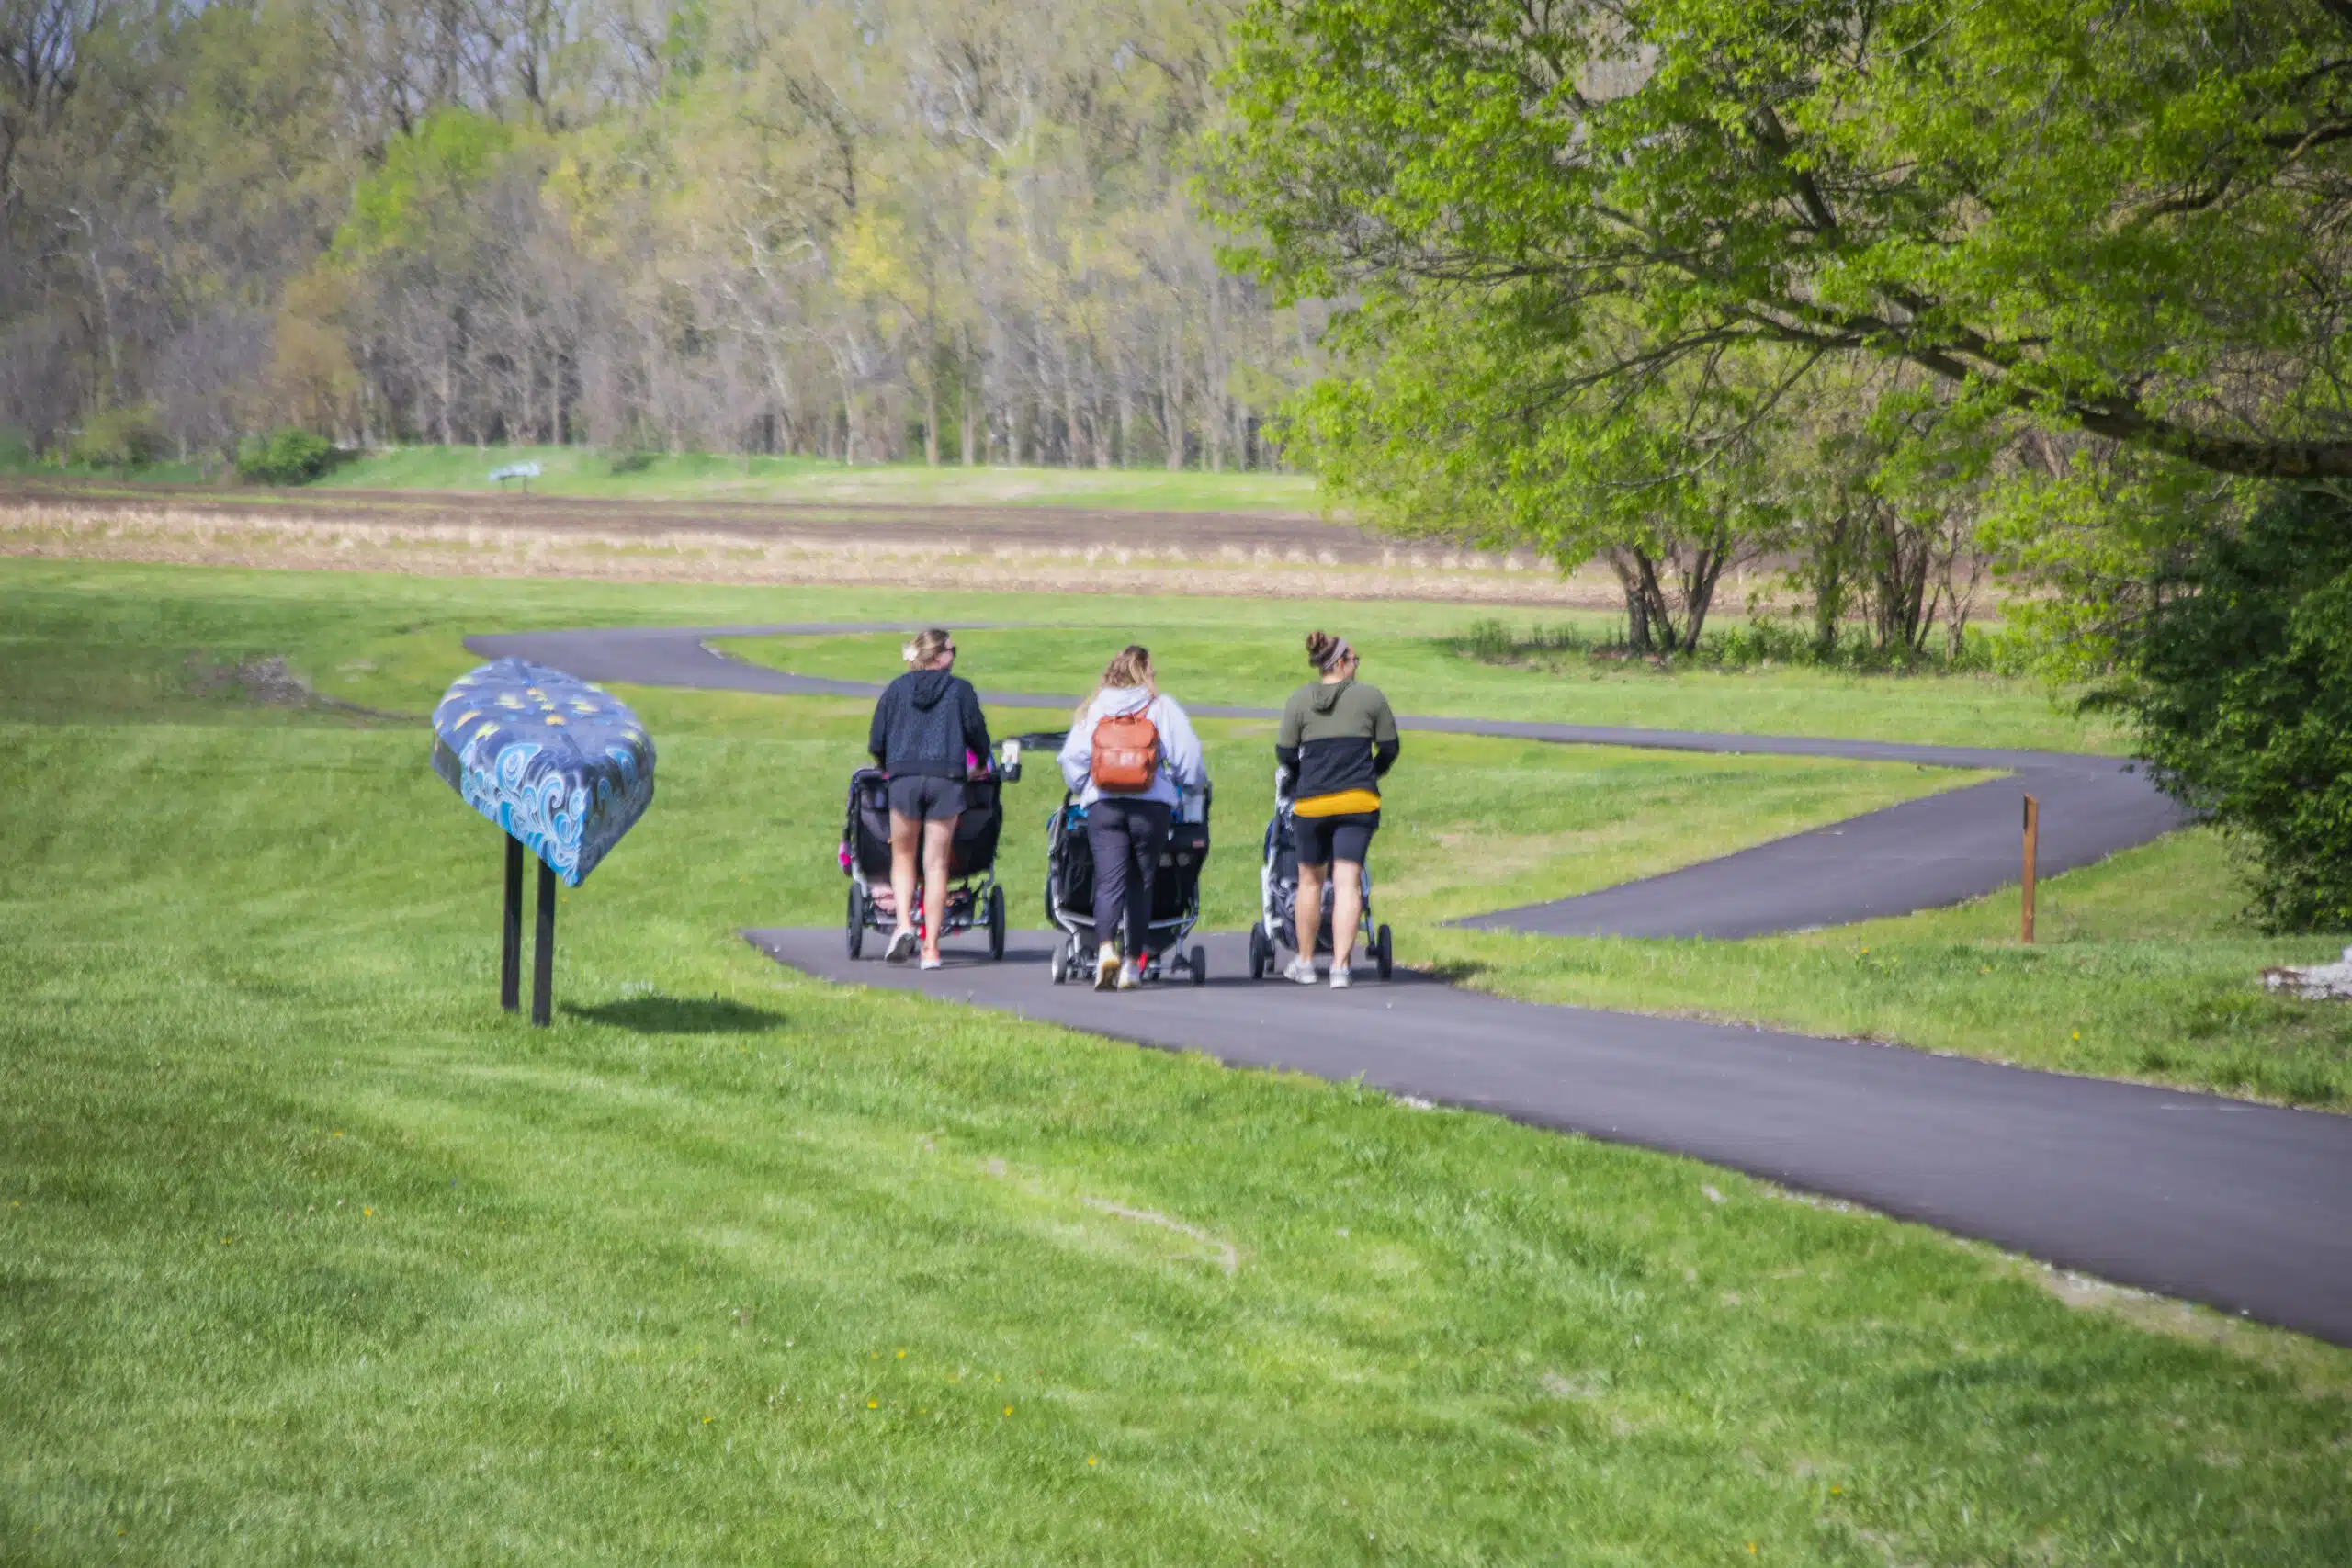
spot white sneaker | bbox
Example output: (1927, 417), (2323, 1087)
(1329, 964), (1352, 989)
(919, 955), (943, 972)
(1116, 961), (1142, 990)
(1094, 946), (1120, 991)
(885, 927), (919, 964)
(1284, 958), (1318, 986)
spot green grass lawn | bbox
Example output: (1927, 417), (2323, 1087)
(714, 619), (2126, 753)
(6, 560), (2350, 1564)
(1427, 829), (2352, 1108)
(0, 443), (1326, 513)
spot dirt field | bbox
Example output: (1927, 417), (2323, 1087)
(0, 477), (1640, 606)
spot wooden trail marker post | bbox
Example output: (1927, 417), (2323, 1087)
(2021, 794), (2040, 944)
(431, 658), (657, 1027)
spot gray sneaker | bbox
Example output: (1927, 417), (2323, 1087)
(1329, 964), (1352, 989)
(1284, 958), (1318, 986)
(885, 927), (919, 964)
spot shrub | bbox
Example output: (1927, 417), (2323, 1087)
(607, 449), (657, 476)
(2109, 487), (2352, 931)
(236, 427), (338, 486)
(68, 406), (164, 468)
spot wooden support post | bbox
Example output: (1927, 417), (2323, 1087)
(500, 836), (524, 1012)
(2021, 795), (2040, 945)
(532, 860), (557, 1027)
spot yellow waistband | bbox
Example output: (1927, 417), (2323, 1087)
(1293, 788), (1381, 818)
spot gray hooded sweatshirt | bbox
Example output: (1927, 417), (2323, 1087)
(1057, 686), (1207, 809)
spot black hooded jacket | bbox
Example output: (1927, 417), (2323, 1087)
(867, 669), (993, 780)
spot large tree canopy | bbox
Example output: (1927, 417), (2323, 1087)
(1214, 0), (2352, 480)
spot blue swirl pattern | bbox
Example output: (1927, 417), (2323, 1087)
(429, 658), (656, 886)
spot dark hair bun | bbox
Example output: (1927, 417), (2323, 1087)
(1306, 630), (1338, 667)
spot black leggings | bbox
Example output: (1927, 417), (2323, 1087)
(1086, 796), (1171, 955)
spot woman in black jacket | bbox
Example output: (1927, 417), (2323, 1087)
(866, 627), (993, 968)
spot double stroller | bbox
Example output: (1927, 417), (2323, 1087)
(1245, 775), (1394, 981)
(840, 764), (1008, 960)
(1043, 780), (1214, 987)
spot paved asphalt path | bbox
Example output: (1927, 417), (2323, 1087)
(747, 930), (2352, 1345)
(467, 623), (2190, 938)
(471, 623), (2352, 1343)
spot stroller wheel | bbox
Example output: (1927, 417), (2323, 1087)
(1247, 923), (1269, 980)
(986, 885), (1007, 961)
(1048, 946), (1068, 985)
(847, 885), (868, 959)
(1374, 923), (1394, 980)
(1190, 943), (1207, 987)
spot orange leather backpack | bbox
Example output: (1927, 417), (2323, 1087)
(1090, 708), (1161, 794)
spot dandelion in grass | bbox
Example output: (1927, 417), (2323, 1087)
(868, 1401), (878, 1410)
(1003, 1405), (1014, 1416)
(1086, 1457), (1097, 1467)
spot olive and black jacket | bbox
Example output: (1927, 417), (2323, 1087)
(867, 670), (993, 779)
(1274, 679), (1400, 801)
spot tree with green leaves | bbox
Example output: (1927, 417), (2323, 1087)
(1216, 0), (2352, 483)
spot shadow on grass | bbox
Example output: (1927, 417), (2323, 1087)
(565, 996), (786, 1035)
(1422, 959), (1491, 986)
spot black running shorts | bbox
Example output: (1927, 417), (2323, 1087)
(1293, 809), (1379, 867)
(888, 775), (967, 822)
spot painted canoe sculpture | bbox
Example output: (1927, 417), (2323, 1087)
(429, 658), (655, 885)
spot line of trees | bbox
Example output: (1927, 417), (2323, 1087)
(1, 0), (1317, 469)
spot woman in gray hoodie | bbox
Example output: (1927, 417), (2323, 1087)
(1057, 645), (1208, 990)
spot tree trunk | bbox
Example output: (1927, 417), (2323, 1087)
(1204, 285), (1225, 474)
(922, 294), (940, 467)
(1059, 334), (1084, 468)
(959, 323), (977, 466)
(1162, 329), (1184, 470)
(1114, 333), (1134, 468)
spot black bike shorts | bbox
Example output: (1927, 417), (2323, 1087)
(1293, 809), (1379, 867)
(888, 775), (967, 822)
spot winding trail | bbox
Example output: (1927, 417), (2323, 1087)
(468, 623), (2352, 1345)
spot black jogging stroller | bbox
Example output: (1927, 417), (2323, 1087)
(839, 764), (1007, 960)
(1245, 772), (1394, 980)
(1042, 784), (1214, 987)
